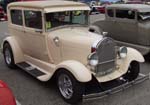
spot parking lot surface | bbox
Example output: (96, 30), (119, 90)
(0, 14), (150, 105)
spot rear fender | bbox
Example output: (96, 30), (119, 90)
(2, 36), (24, 64)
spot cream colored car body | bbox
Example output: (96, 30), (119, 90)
(2, 1), (144, 83)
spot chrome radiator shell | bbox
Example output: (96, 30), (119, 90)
(95, 37), (117, 75)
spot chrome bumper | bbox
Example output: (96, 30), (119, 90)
(83, 73), (149, 101)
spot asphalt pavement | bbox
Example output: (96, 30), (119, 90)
(0, 14), (150, 105)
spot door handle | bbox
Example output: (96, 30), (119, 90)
(35, 29), (42, 33)
(53, 37), (60, 46)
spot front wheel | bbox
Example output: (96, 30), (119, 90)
(57, 70), (84, 104)
(3, 43), (16, 69)
(123, 61), (140, 81)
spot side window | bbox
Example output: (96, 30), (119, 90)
(11, 9), (23, 25)
(107, 9), (114, 17)
(116, 10), (135, 19)
(24, 10), (42, 29)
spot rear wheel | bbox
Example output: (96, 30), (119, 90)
(123, 61), (139, 81)
(3, 43), (16, 69)
(57, 70), (84, 104)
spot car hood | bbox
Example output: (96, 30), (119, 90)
(58, 27), (103, 45)
(48, 26), (103, 64)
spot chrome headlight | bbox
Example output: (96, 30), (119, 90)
(118, 46), (128, 58)
(88, 52), (98, 67)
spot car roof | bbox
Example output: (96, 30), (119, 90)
(107, 4), (150, 12)
(8, 0), (88, 9)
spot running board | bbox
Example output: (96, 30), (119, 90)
(17, 62), (46, 77)
(83, 73), (150, 101)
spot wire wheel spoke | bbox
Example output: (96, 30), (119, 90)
(58, 74), (73, 99)
(5, 48), (11, 64)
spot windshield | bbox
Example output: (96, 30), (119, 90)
(45, 10), (89, 31)
(138, 12), (150, 21)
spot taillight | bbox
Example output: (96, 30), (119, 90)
(91, 47), (96, 53)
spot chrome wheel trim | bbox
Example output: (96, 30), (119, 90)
(4, 48), (12, 65)
(58, 74), (73, 99)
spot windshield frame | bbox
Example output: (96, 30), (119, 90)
(44, 10), (90, 32)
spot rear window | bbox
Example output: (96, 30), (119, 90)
(11, 9), (23, 25)
(116, 10), (135, 19)
(24, 10), (42, 29)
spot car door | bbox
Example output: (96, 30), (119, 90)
(103, 8), (116, 36)
(23, 9), (49, 62)
(9, 8), (26, 54)
(94, 8), (115, 36)
(111, 9), (138, 44)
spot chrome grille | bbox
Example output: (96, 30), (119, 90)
(95, 37), (117, 76)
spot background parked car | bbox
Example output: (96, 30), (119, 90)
(90, 2), (111, 14)
(0, 80), (16, 105)
(0, 6), (7, 21)
(93, 4), (150, 59)
(90, 5), (101, 14)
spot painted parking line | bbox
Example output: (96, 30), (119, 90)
(16, 100), (21, 105)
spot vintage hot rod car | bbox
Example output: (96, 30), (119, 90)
(1, 1), (145, 104)
(93, 4), (150, 57)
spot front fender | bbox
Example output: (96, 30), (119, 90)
(117, 47), (144, 75)
(96, 47), (145, 83)
(2, 36), (24, 64)
(55, 60), (92, 82)
(126, 47), (144, 63)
